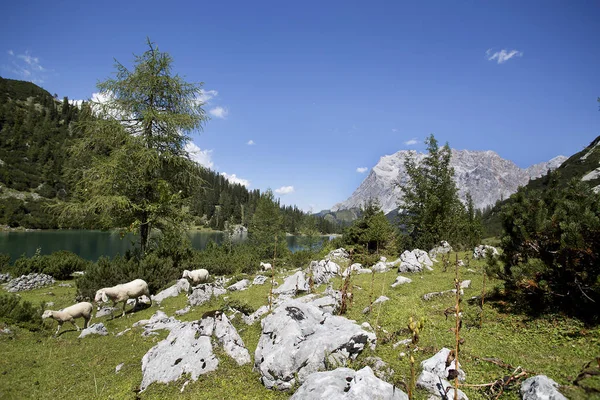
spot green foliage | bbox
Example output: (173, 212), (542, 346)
(341, 199), (396, 255)
(0, 293), (43, 331)
(12, 250), (90, 280)
(0, 253), (9, 271)
(61, 39), (207, 254)
(497, 178), (600, 321)
(222, 299), (255, 315)
(248, 190), (288, 260)
(398, 134), (481, 250)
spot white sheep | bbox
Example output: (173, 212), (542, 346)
(42, 302), (93, 335)
(260, 262), (273, 272)
(182, 269), (210, 284)
(94, 279), (151, 318)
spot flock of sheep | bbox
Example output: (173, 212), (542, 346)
(42, 268), (210, 335)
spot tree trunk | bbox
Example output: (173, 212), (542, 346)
(140, 212), (149, 256)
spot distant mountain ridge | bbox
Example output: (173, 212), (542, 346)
(331, 149), (567, 213)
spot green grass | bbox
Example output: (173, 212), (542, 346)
(1, 253), (599, 399)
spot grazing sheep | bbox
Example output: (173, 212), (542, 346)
(182, 269), (210, 284)
(260, 262), (273, 272)
(42, 302), (93, 335)
(94, 279), (151, 318)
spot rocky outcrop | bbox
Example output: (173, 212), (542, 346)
(4, 273), (55, 292)
(417, 348), (467, 400)
(310, 260), (341, 285)
(342, 263), (363, 277)
(273, 271), (309, 295)
(255, 299), (377, 390)
(0, 273), (11, 282)
(227, 279), (250, 292)
(253, 275), (269, 285)
(133, 311), (181, 336)
(140, 312), (249, 392)
(188, 284), (227, 306)
(290, 366), (407, 400)
(521, 375), (567, 400)
(151, 279), (190, 304)
(391, 276), (412, 287)
(327, 248), (350, 261)
(78, 323), (108, 338)
(331, 149), (565, 213)
(429, 241), (453, 261)
(473, 245), (499, 259)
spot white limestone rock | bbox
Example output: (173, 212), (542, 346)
(227, 279), (250, 291)
(78, 323), (108, 338)
(188, 284), (227, 306)
(417, 348), (468, 400)
(521, 375), (567, 400)
(273, 271), (309, 295)
(151, 279), (190, 304)
(391, 276), (412, 288)
(473, 245), (499, 259)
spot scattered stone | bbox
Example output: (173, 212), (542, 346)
(78, 323), (108, 338)
(151, 279), (190, 304)
(429, 241), (453, 261)
(473, 245), (499, 259)
(342, 263), (363, 278)
(363, 356), (395, 382)
(4, 273), (55, 292)
(96, 306), (119, 318)
(255, 299), (377, 390)
(243, 305), (270, 325)
(45, 302), (55, 307)
(140, 321), (218, 392)
(140, 312), (250, 392)
(175, 306), (191, 316)
(227, 279), (250, 292)
(393, 338), (412, 348)
(72, 271), (85, 276)
(188, 284), (226, 306)
(361, 322), (373, 331)
(357, 268), (373, 274)
(310, 260), (341, 285)
(133, 311), (181, 336)
(273, 271), (309, 295)
(371, 261), (390, 273)
(363, 296), (390, 314)
(467, 269), (476, 273)
(253, 275), (269, 285)
(326, 248), (350, 261)
(0, 327), (13, 335)
(0, 273), (12, 282)
(460, 280), (471, 289)
(380, 256), (387, 262)
(116, 328), (131, 337)
(391, 276), (412, 288)
(422, 289), (462, 301)
(290, 366), (407, 400)
(58, 283), (72, 288)
(115, 363), (124, 374)
(521, 375), (567, 400)
(417, 348), (467, 400)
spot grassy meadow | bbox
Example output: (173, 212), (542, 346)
(0, 252), (598, 399)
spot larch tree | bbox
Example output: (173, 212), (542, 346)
(62, 39), (208, 255)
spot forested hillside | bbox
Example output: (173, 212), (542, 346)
(0, 77), (338, 233)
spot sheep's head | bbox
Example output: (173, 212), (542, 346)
(182, 270), (190, 279)
(94, 290), (108, 307)
(42, 310), (53, 319)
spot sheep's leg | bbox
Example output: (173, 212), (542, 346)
(122, 301), (127, 318)
(72, 320), (80, 331)
(55, 323), (62, 336)
(84, 316), (90, 329)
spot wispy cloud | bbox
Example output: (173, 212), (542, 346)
(185, 142), (214, 168)
(486, 48), (523, 64)
(209, 106), (228, 119)
(221, 172), (250, 187)
(247, 139), (255, 146)
(197, 89), (218, 104)
(275, 186), (294, 195)
(4, 50), (47, 83)
(404, 138), (418, 146)
(356, 167), (368, 173)
(391, 128), (398, 133)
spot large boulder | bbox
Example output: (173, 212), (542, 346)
(341, 263), (363, 278)
(473, 245), (499, 259)
(253, 275), (269, 285)
(133, 310), (181, 336)
(398, 250), (423, 273)
(327, 248), (350, 261)
(521, 375), (567, 400)
(371, 261), (390, 273)
(273, 271), (309, 295)
(188, 284), (227, 306)
(391, 276), (412, 288)
(429, 241), (453, 261)
(310, 260), (341, 285)
(290, 366), (407, 400)
(140, 312), (249, 392)
(413, 249), (434, 270)
(151, 279), (190, 304)
(78, 323), (108, 338)
(255, 299), (377, 390)
(227, 279), (250, 292)
(416, 348), (467, 400)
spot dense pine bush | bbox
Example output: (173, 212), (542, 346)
(0, 294), (44, 331)
(12, 250), (90, 280)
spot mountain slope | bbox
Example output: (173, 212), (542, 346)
(332, 149), (567, 213)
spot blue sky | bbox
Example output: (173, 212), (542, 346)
(1, 1), (599, 212)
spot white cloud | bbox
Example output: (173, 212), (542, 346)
(486, 48), (523, 64)
(275, 186), (294, 195)
(356, 167), (368, 173)
(391, 128), (398, 133)
(5, 50), (46, 83)
(209, 106), (228, 119)
(404, 138), (418, 146)
(247, 139), (255, 145)
(221, 172), (250, 187)
(197, 89), (218, 104)
(185, 142), (214, 168)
